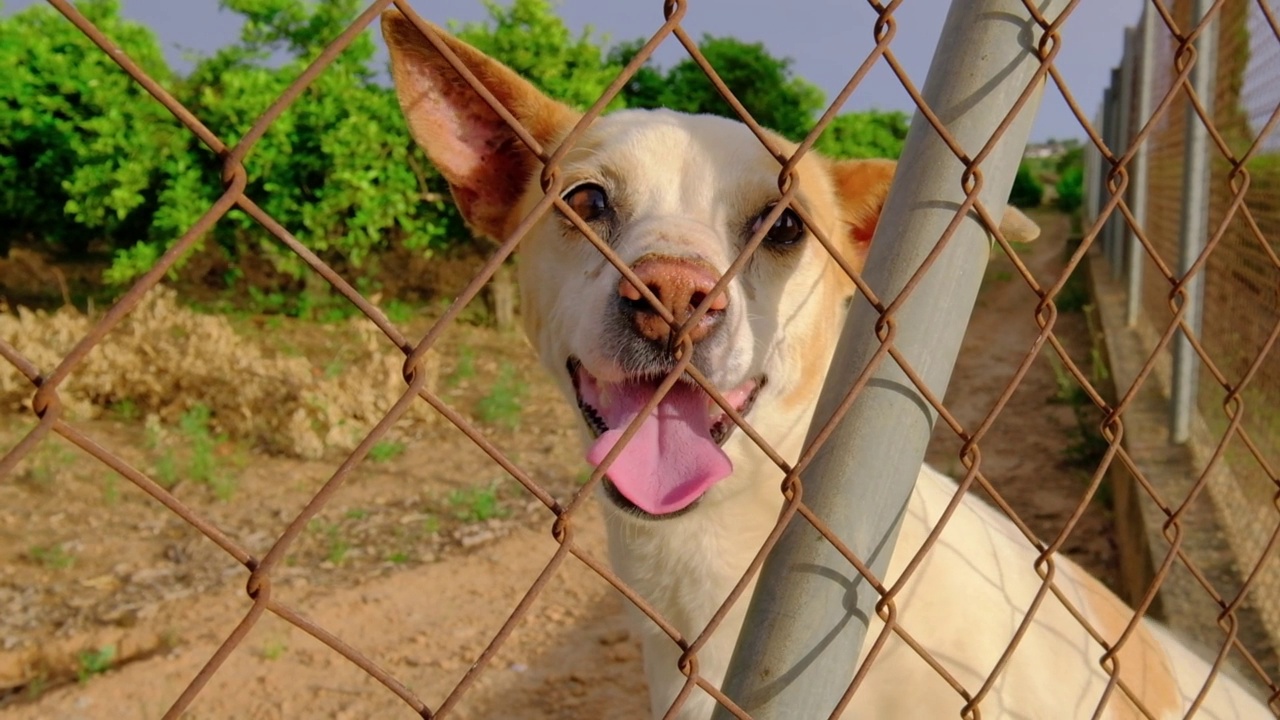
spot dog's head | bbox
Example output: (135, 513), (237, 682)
(384, 13), (1038, 519)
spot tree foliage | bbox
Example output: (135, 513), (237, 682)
(1054, 145), (1085, 213)
(611, 35), (825, 142)
(0, 0), (180, 255)
(120, 0), (465, 286)
(813, 110), (910, 160)
(2, 0), (937, 299)
(1009, 162), (1045, 209)
(454, 0), (624, 111)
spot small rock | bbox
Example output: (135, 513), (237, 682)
(458, 529), (496, 548)
(597, 628), (630, 646)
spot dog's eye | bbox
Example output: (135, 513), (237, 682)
(563, 183), (610, 223)
(753, 205), (806, 249)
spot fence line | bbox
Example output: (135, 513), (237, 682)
(1086, 0), (1280, 688)
(2, 0), (1278, 717)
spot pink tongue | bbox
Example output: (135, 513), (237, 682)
(584, 382), (732, 515)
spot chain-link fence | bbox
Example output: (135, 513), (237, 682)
(1089, 3), (1280, 712)
(2, 0), (1279, 717)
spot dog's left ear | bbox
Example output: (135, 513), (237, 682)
(382, 11), (580, 240)
(829, 159), (1041, 271)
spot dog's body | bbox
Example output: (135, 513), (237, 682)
(383, 13), (1273, 718)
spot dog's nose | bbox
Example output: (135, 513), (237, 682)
(619, 255), (728, 343)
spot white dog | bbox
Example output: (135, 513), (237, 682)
(383, 12), (1274, 719)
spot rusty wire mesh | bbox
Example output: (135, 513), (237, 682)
(1119, 0), (1280, 705)
(1, 0), (1279, 717)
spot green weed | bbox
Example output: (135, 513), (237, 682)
(151, 404), (236, 500)
(1046, 355), (1111, 473)
(446, 346), (477, 387)
(1054, 269), (1091, 313)
(476, 362), (526, 428)
(109, 398), (141, 421)
(384, 299), (416, 325)
(103, 476), (120, 505)
(24, 673), (49, 700)
(314, 522), (349, 565)
(422, 513), (441, 535)
(447, 484), (509, 523)
(261, 640), (287, 661)
(19, 441), (74, 487)
(77, 645), (116, 682)
(368, 440), (406, 463)
(28, 543), (75, 570)
(323, 358), (346, 379)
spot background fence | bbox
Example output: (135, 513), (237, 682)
(1, 0), (1279, 718)
(1087, 0), (1280, 675)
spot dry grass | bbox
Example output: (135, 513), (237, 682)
(1, 287), (437, 458)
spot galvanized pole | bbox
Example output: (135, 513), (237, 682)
(1100, 80), (1117, 263)
(713, 1), (1063, 716)
(1171, 0), (1217, 443)
(1084, 106), (1102, 227)
(1106, 66), (1125, 272)
(1112, 29), (1137, 280)
(1089, 102), (1108, 229)
(1128, 7), (1156, 328)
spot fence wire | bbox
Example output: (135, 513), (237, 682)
(1, 0), (1278, 718)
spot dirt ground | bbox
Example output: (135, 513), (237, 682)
(0, 210), (1116, 718)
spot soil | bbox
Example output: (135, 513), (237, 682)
(0, 210), (1116, 718)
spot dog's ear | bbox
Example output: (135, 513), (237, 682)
(382, 11), (580, 239)
(828, 158), (1041, 271)
(829, 159), (898, 271)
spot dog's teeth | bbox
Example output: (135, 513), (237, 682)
(578, 402), (608, 437)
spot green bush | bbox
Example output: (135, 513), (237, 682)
(1056, 166), (1084, 213)
(611, 34), (825, 142)
(1008, 162), (1044, 208)
(813, 110), (910, 160)
(2, 0), (926, 297)
(0, 0), (181, 256)
(112, 0), (465, 286)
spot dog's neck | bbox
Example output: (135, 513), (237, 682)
(600, 417), (811, 718)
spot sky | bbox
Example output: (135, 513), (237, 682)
(5, 0), (1145, 142)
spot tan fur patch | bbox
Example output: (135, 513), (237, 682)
(1066, 564), (1181, 719)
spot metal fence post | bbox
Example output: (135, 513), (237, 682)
(1101, 79), (1117, 264)
(1112, 28), (1137, 280)
(712, 1), (1064, 716)
(1084, 105), (1103, 227)
(1171, 0), (1218, 444)
(1091, 101), (1109, 230)
(1128, 6), (1156, 328)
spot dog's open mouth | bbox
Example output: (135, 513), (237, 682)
(568, 358), (763, 517)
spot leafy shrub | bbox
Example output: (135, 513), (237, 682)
(1056, 166), (1084, 213)
(0, 0), (182, 256)
(113, 0), (465, 286)
(454, 0), (624, 111)
(814, 110), (911, 160)
(611, 34), (825, 142)
(1008, 162), (1044, 208)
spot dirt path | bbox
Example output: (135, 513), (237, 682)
(3, 505), (648, 720)
(3, 210), (1115, 718)
(924, 210), (1117, 585)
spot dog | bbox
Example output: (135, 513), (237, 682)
(382, 12), (1274, 719)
